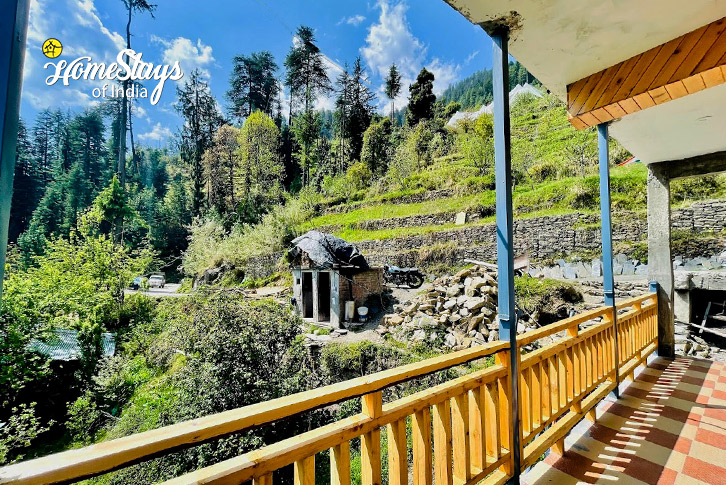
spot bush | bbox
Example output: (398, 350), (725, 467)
(89, 294), (314, 483)
(528, 160), (559, 183)
(671, 175), (725, 203)
(0, 403), (53, 464)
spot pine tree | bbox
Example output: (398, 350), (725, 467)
(118, 0), (157, 188)
(384, 64), (402, 122)
(175, 70), (223, 215)
(227, 51), (279, 122)
(346, 57), (376, 161)
(408, 68), (436, 126)
(284, 26), (332, 116)
(334, 64), (351, 173)
(9, 120), (41, 242)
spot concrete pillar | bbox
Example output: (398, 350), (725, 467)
(647, 163), (675, 358)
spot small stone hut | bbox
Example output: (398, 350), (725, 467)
(288, 231), (383, 327)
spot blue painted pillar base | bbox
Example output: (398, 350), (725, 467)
(0, 0), (30, 300)
(492, 26), (521, 481)
(597, 123), (620, 399)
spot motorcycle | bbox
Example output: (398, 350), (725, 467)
(383, 265), (425, 289)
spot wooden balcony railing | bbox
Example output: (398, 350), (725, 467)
(0, 293), (658, 485)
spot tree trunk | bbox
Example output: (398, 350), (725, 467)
(117, 5), (133, 188)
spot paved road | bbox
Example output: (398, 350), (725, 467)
(124, 283), (188, 298)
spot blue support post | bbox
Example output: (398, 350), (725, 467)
(0, 0), (30, 300)
(492, 27), (520, 480)
(597, 123), (620, 397)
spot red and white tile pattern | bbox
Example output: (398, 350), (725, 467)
(524, 357), (726, 485)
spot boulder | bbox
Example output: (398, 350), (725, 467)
(385, 314), (404, 326)
(443, 299), (457, 310)
(465, 297), (486, 311)
(444, 333), (458, 348)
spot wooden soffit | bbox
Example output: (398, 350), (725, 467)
(567, 17), (726, 129)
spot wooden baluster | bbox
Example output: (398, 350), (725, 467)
(548, 356), (559, 415)
(572, 343), (583, 399)
(531, 363), (541, 431)
(634, 301), (643, 352)
(566, 325), (578, 402)
(294, 456), (315, 485)
(413, 408), (433, 485)
(468, 387), (485, 474)
(495, 350), (518, 477)
(331, 443), (350, 485)
(585, 337), (593, 390)
(597, 332), (604, 381)
(520, 369), (531, 437)
(451, 393), (470, 484)
(361, 393), (382, 485)
(387, 420), (407, 485)
(579, 341), (587, 394)
(558, 352), (567, 409)
(484, 381), (500, 464)
(433, 401), (453, 485)
(254, 473), (273, 485)
(541, 359), (550, 423)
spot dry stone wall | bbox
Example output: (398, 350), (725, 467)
(360, 199), (726, 268)
(243, 199), (726, 278)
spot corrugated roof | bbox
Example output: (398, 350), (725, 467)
(27, 329), (116, 361)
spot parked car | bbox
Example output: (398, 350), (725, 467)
(130, 276), (144, 290)
(148, 274), (165, 288)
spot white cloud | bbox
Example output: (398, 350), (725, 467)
(426, 58), (460, 96)
(151, 35), (215, 78)
(73, 0), (125, 51)
(139, 122), (172, 142)
(361, 0), (459, 111)
(339, 14), (366, 27)
(25, 87), (95, 110)
(360, 1), (424, 81)
(465, 50), (479, 65)
(133, 104), (150, 122)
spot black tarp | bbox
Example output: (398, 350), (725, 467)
(289, 230), (369, 269)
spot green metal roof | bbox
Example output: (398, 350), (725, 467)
(27, 329), (116, 361)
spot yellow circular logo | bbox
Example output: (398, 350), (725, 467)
(42, 38), (62, 58)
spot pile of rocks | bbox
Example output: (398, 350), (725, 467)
(377, 265), (537, 350)
(674, 321), (722, 359)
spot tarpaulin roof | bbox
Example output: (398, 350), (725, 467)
(289, 230), (369, 269)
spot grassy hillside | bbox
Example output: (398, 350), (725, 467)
(182, 92), (726, 276)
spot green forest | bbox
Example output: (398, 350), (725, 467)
(4, 13), (726, 483)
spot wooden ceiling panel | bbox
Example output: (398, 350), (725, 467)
(567, 16), (726, 129)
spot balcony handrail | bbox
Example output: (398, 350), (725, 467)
(0, 292), (660, 485)
(0, 341), (508, 485)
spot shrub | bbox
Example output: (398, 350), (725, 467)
(528, 160), (559, 183)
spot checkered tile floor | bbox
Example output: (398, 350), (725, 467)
(524, 356), (726, 485)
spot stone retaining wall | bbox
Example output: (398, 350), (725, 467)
(359, 199), (726, 268)
(245, 199), (726, 277)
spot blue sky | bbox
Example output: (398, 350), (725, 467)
(21, 0), (493, 146)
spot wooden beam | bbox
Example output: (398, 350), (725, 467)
(648, 150), (726, 180)
(567, 17), (726, 129)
